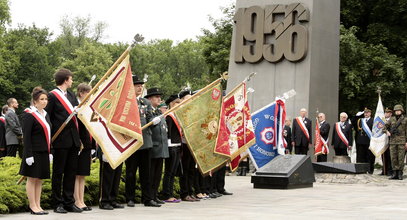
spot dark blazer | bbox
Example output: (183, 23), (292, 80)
(22, 112), (52, 158)
(138, 97), (153, 150)
(292, 117), (312, 146)
(45, 88), (80, 149)
(150, 109), (169, 159)
(78, 118), (94, 150)
(319, 121), (330, 141)
(352, 117), (373, 145)
(5, 109), (22, 145)
(283, 125), (292, 152)
(332, 121), (353, 149)
(0, 117), (6, 148)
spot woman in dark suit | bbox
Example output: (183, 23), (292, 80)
(19, 87), (51, 215)
(74, 83), (94, 211)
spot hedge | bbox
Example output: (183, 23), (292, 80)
(0, 157), (180, 214)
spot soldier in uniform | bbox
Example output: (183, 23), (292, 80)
(331, 112), (353, 156)
(352, 108), (374, 174)
(381, 108), (393, 176)
(383, 105), (407, 180)
(125, 75), (161, 207)
(145, 88), (169, 205)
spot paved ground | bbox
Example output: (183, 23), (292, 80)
(3, 172), (407, 220)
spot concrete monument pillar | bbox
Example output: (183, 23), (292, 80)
(227, 0), (340, 160)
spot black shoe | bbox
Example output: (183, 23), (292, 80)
(220, 190), (233, 195)
(54, 205), (68, 214)
(214, 192), (223, 197)
(65, 204), (83, 213)
(398, 171), (403, 180)
(155, 199), (165, 204)
(144, 200), (161, 207)
(81, 206), (92, 211)
(99, 203), (114, 210)
(389, 171), (399, 180)
(30, 208), (47, 215)
(111, 202), (124, 209)
(41, 211), (49, 215)
(127, 200), (135, 207)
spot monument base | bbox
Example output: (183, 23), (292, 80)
(332, 156), (351, 163)
(313, 162), (369, 174)
(251, 155), (315, 189)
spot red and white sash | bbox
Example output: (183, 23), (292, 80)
(51, 89), (78, 130)
(335, 122), (349, 149)
(167, 112), (182, 137)
(0, 116), (5, 124)
(296, 117), (310, 141)
(25, 107), (51, 153)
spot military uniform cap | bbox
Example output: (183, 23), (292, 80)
(178, 90), (192, 99)
(165, 94), (179, 106)
(132, 75), (145, 85)
(364, 107), (371, 113)
(144, 87), (163, 98)
(394, 104), (404, 112)
(385, 107), (393, 113)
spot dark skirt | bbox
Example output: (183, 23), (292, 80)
(19, 151), (50, 179)
(77, 148), (91, 176)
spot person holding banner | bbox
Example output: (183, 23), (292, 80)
(381, 108), (393, 176)
(19, 87), (51, 215)
(292, 108), (312, 155)
(45, 69), (82, 213)
(352, 108), (374, 174)
(383, 105), (407, 180)
(332, 112), (353, 156)
(316, 113), (330, 162)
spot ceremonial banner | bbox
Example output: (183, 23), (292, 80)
(214, 83), (255, 171)
(248, 99), (286, 170)
(78, 55), (143, 169)
(174, 81), (228, 175)
(369, 95), (388, 157)
(314, 120), (328, 156)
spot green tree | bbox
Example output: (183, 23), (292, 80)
(0, 0), (10, 31)
(339, 25), (405, 113)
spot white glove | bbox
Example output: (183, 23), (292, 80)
(102, 154), (108, 162)
(74, 106), (81, 114)
(49, 154), (53, 162)
(91, 149), (96, 155)
(356, 111), (364, 116)
(78, 150), (81, 156)
(26, 157), (34, 166)
(152, 116), (161, 125)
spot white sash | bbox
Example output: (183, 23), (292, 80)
(336, 122), (349, 148)
(361, 118), (372, 139)
(296, 117), (309, 140)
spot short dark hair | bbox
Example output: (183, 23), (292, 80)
(54, 68), (73, 86)
(76, 83), (92, 97)
(32, 87), (48, 103)
(6, 98), (16, 107)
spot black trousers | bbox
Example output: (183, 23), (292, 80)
(150, 158), (163, 200)
(316, 154), (327, 162)
(99, 161), (122, 205)
(210, 166), (226, 193)
(335, 147), (348, 156)
(51, 147), (79, 208)
(382, 146), (392, 175)
(356, 143), (375, 173)
(161, 146), (181, 199)
(180, 143), (195, 198)
(125, 148), (152, 203)
(6, 144), (19, 157)
(193, 168), (204, 194)
(295, 145), (308, 155)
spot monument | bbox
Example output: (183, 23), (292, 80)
(227, 0), (340, 159)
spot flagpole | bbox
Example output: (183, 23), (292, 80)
(141, 72), (228, 130)
(51, 34), (144, 142)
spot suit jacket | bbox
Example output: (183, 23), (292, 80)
(138, 97), (153, 150)
(45, 88), (80, 149)
(319, 121), (330, 141)
(150, 108), (169, 159)
(5, 109), (22, 145)
(22, 111), (51, 158)
(292, 117), (312, 147)
(283, 125), (292, 152)
(352, 116), (373, 145)
(78, 118), (95, 150)
(332, 121), (353, 150)
(0, 117), (6, 148)
(166, 115), (181, 145)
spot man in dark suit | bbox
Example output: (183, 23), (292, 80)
(283, 118), (292, 154)
(5, 98), (23, 157)
(45, 68), (82, 213)
(316, 113), (330, 162)
(352, 108), (375, 174)
(125, 75), (161, 208)
(332, 112), (353, 156)
(145, 88), (169, 205)
(292, 108), (312, 155)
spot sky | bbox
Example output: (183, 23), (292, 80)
(8, 0), (234, 44)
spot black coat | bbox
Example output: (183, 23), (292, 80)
(292, 117), (312, 146)
(283, 125), (292, 152)
(352, 116), (373, 145)
(45, 88), (80, 149)
(22, 112), (52, 158)
(150, 108), (169, 159)
(331, 121), (353, 149)
(0, 118), (6, 148)
(166, 115), (181, 145)
(78, 118), (95, 150)
(138, 97), (153, 150)
(319, 121), (330, 141)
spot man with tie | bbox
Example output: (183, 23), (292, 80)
(292, 108), (312, 155)
(316, 113), (330, 162)
(352, 108), (375, 174)
(332, 112), (353, 156)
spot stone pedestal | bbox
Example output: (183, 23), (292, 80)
(333, 156), (351, 163)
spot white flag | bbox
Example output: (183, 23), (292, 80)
(369, 95), (388, 157)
